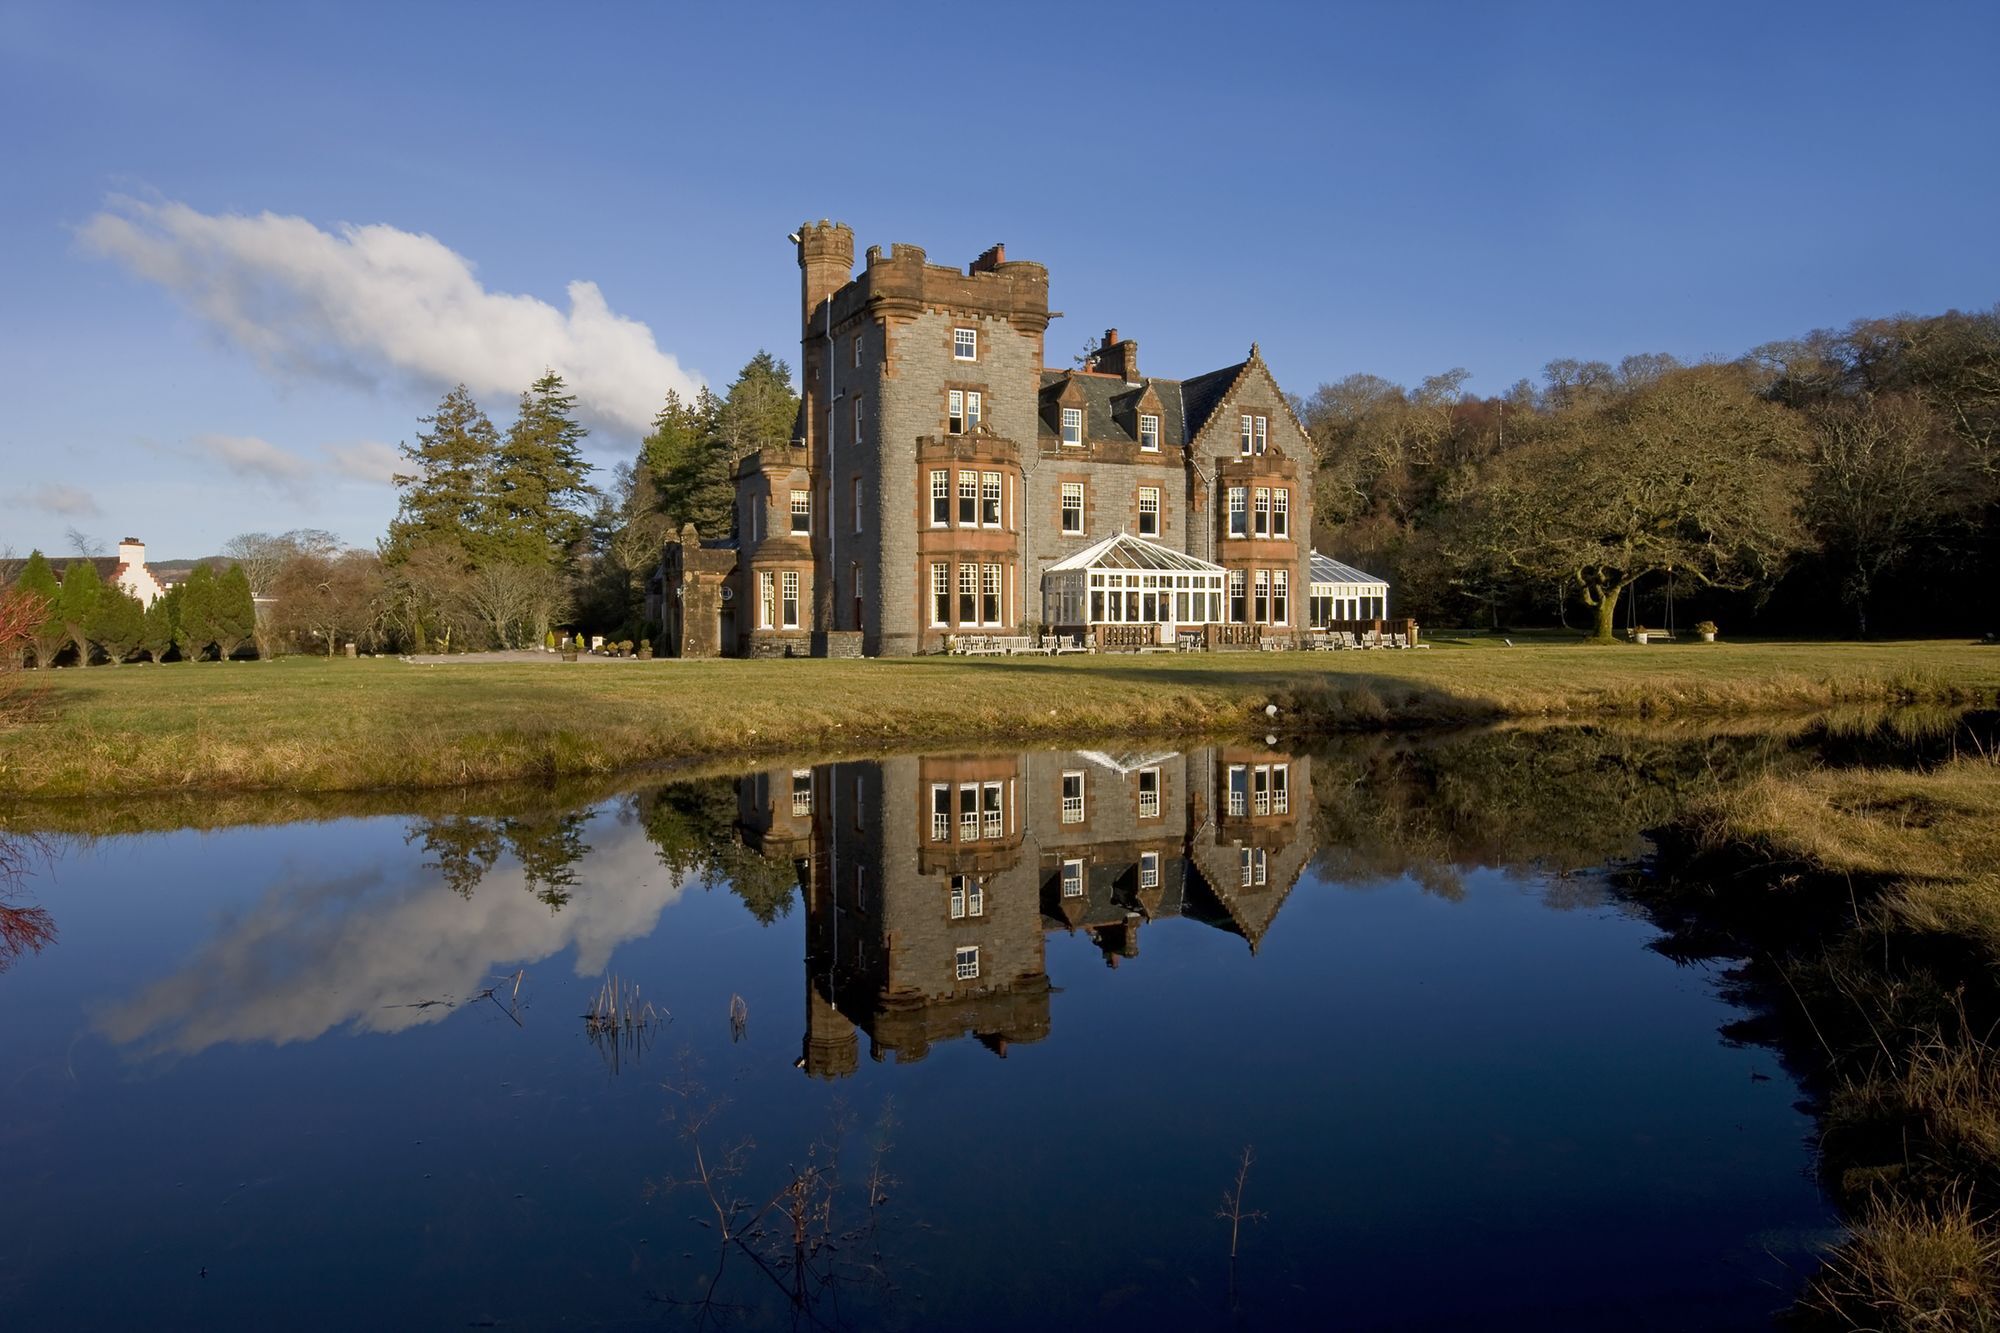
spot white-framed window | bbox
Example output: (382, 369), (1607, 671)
(982, 781), (1004, 839)
(951, 873), (983, 919)
(1061, 770), (1085, 824)
(1240, 414), (1254, 455)
(1061, 858), (1084, 898)
(1139, 851), (1160, 889)
(759, 571), (775, 629)
(982, 472), (1002, 527)
(1272, 763), (1289, 815)
(930, 470), (950, 526)
(1228, 569), (1247, 623)
(1061, 482), (1084, 534)
(1137, 767), (1159, 818)
(1273, 488), (1289, 538)
(781, 570), (800, 629)
(790, 490), (811, 535)
(1254, 487), (1270, 538)
(955, 945), (980, 980)
(1254, 764), (1271, 816)
(931, 783), (951, 840)
(791, 769), (812, 817)
(966, 390), (982, 433)
(1227, 486), (1247, 538)
(959, 783), (979, 841)
(950, 875), (967, 918)
(959, 563), (978, 625)
(953, 327), (977, 361)
(1272, 569), (1289, 625)
(967, 877), (984, 917)
(1061, 407), (1082, 446)
(1254, 569), (1271, 624)
(949, 389), (965, 434)
(1138, 486), (1160, 537)
(1139, 413), (1159, 451)
(1228, 764), (1249, 816)
(853, 396), (863, 444)
(959, 471), (979, 526)
(1240, 847), (1268, 887)
(1255, 416), (1268, 453)
(852, 336), (862, 369)
(981, 564), (1002, 626)
(931, 563), (950, 626)
(852, 477), (864, 533)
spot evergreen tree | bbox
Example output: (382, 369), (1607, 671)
(213, 564), (258, 660)
(718, 350), (801, 460)
(139, 589), (178, 662)
(640, 388), (733, 539)
(87, 589), (144, 663)
(485, 371), (594, 567)
(177, 564), (218, 661)
(386, 385), (501, 563)
(56, 561), (103, 666)
(12, 551), (65, 667)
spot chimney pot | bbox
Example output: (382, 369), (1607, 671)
(1104, 328), (1118, 347)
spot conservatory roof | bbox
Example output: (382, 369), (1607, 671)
(1046, 532), (1228, 575)
(1309, 551), (1389, 589)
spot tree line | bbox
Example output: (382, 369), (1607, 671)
(1300, 306), (1999, 638)
(0, 551), (256, 667)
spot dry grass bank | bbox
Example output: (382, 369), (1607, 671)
(0, 639), (1990, 798)
(1657, 752), (2000, 1330)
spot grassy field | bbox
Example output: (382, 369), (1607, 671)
(0, 637), (1991, 798)
(1649, 752), (2000, 1328)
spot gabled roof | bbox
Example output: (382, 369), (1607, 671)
(1309, 551), (1389, 588)
(1046, 532), (1227, 575)
(1176, 361), (1248, 443)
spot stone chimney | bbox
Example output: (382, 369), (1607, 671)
(117, 537), (145, 568)
(968, 242), (1006, 274)
(1086, 328), (1140, 382)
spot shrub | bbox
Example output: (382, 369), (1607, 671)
(1696, 620), (1719, 635)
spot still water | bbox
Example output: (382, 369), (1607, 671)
(0, 729), (1857, 1330)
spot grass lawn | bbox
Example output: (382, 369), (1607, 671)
(0, 638), (1992, 798)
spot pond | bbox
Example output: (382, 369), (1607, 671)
(9, 719), (1966, 1330)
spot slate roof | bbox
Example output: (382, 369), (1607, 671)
(1175, 362), (1248, 444)
(0, 555), (126, 586)
(1035, 358), (1259, 450)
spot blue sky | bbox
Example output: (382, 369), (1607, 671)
(3, 0), (1995, 558)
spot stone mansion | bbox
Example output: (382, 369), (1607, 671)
(656, 222), (1385, 658)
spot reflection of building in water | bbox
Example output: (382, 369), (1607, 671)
(732, 748), (1314, 1079)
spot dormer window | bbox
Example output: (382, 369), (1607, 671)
(1139, 414), (1159, 451)
(1061, 407), (1083, 446)
(953, 327), (977, 360)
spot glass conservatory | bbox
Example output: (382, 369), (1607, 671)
(1044, 533), (1229, 641)
(1308, 551), (1390, 626)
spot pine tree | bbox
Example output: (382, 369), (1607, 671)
(641, 388), (734, 539)
(718, 350), (801, 460)
(56, 561), (103, 666)
(386, 385), (501, 564)
(87, 589), (144, 663)
(177, 564), (218, 661)
(140, 590), (178, 662)
(485, 371), (594, 567)
(12, 551), (65, 667)
(213, 564), (258, 660)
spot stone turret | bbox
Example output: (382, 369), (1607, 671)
(795, 220), (854, 333)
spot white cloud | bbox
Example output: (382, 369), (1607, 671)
(81, 196), (702, 438)
(7, 484), (102, 517)
(322, 439), (402, 486)
(191, 431), (315, 487)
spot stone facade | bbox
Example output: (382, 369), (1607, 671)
(729, 745), (1315, 1077)
(662, 222), (1317, 656)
